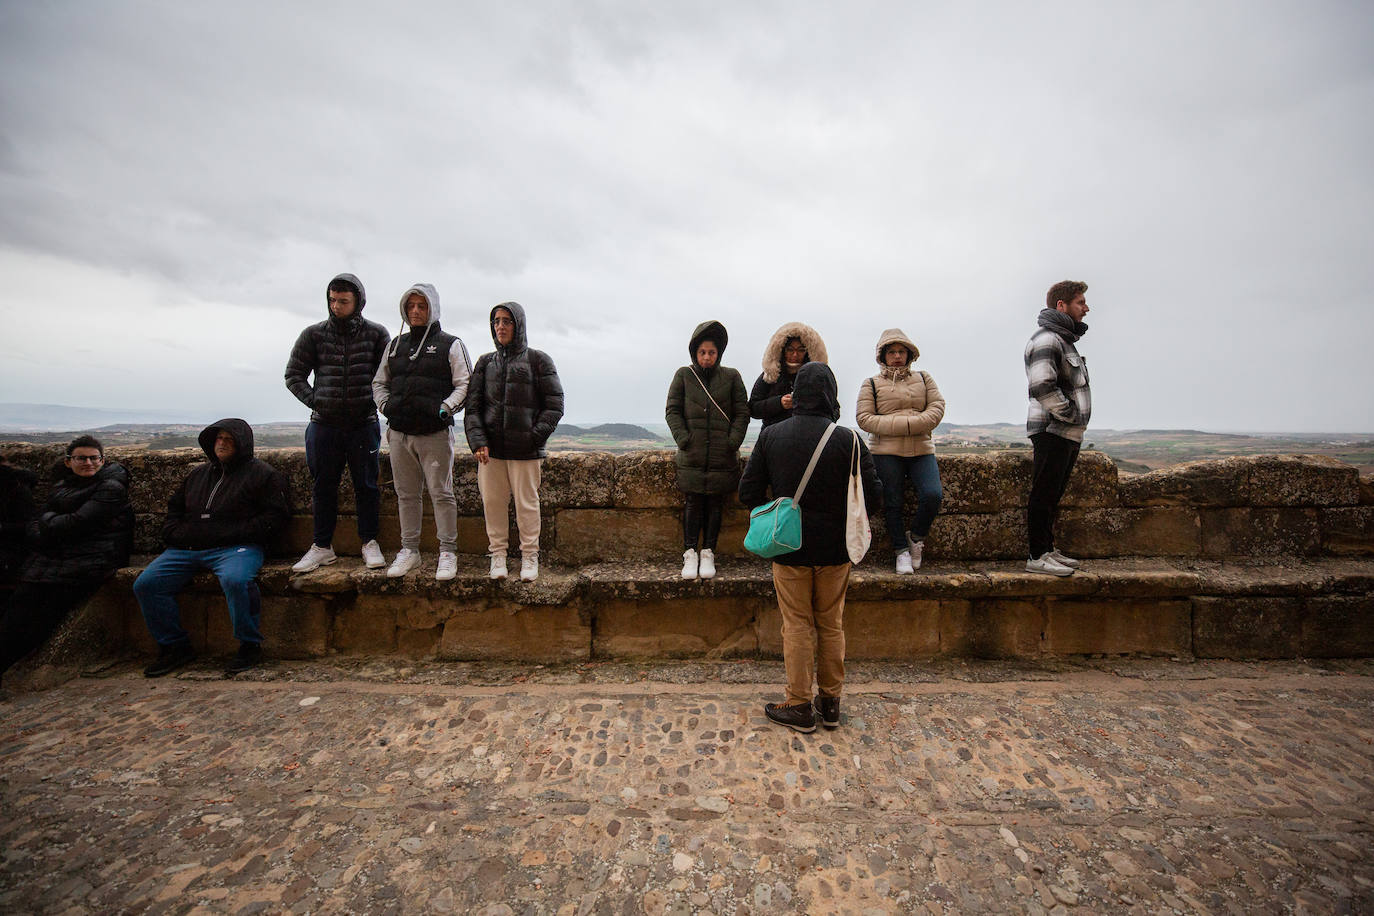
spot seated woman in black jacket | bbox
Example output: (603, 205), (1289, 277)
(0, 436), (133, 675)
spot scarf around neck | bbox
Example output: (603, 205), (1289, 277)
(1037, 308), (1088, 342)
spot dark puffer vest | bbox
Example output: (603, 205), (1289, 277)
(464, 302), (565, 460)
(284, 273), (390, 428)
(383, 325), (461, 436)
(21, 460), (134, 585)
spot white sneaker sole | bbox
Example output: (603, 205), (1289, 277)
(292, 556), (338, 574)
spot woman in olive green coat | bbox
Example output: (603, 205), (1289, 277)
(665, 320), (749, 580)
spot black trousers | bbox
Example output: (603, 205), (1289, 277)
(1027, 432), (1081, 559)
(683, 493), (725, 551)
(0, 580), (101, 674)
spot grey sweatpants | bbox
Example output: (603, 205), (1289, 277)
(387, 427), (457, 552)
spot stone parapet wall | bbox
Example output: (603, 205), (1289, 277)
(3, 446), (1370, 562)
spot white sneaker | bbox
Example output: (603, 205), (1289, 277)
(698, 549), (716, 579)
(1026, 552), (1074, 576)
(681, 548), (699, 580)
(895, 550), (914, 575)
(489, 554), (508, 580)
(520, 555), (539, 582)
(360, 540), (386, 569)
(292, 544), (337, 573)
(907, 535), (924, 570)
(1049, 548), (1081, 569)
(436, 551), (457, 581)
(387, 548), (420, 578)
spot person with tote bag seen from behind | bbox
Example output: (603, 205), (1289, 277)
(665, 320), (749, 581)
(739, 363), (882, 733)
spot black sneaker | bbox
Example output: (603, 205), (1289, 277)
(224, 642), (262, 675)
(144, 643), (195, 678)
(764, 701), (816, 733)
(814, 695), (840, 729)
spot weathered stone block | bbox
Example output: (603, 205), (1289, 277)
(1201, 508), (1321, 557)
(941, 599), (1043, 658)
(926, 511), (1024, 560)
(440, 603), (590, 662)
(1057, 508), (1201, 557)
(840, 599), (942, 658)
(1119, 458), (1251, 508)
(1300, 596), (1374, 657)
(555, 510), (680, 564)
(541, 453), (615, 509)
(939, 452), (1032, 513)
(1044, 599), (1191, 656)
(1360, 474), (1374, 506)
(1247, 455), (1359, 507)
(1320, 507), (1374, 557)
(596, 596), (759, 658)
(397, 626), (442, 658)
(332, 598), (398, 652)
(1193, 597), (1302, 658)
(611, 451), (681, 508)
(259, 596), (331, 658)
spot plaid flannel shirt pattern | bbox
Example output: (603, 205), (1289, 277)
(1024, 328), (1091, 442)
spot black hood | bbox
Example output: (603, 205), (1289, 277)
(490, 301), (529, 355)
(792, 362), (841, 421)
(198, 418), (255, 467)
(688, 320), (729, 364)
(327, 272), (367, 315)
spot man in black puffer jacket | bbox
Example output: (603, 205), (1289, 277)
(1, 436), (133, 676)
(464, 302), (564, 582)
(133, 419), (292, 678)
(739, 364), (881, 734)
(284, 273), (390, 574)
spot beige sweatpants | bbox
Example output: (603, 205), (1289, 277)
(387, 427), (457, 552)
(477, 458), (543, 556)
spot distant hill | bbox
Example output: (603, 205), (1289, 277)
(0, 403), (202, 431)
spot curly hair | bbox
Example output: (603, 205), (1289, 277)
(66, 434), (104, 457)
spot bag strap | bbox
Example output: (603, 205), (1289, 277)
(794, 423), (837, 504)
(869, 377), (877, 405)
(691, 369), (731, 421)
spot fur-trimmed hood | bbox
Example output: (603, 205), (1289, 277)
(874, 328), (920, 366)
(760, 322), (828, 383)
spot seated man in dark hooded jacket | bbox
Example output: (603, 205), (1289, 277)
(0, 455), (39, 588)
(133, 419), (291, 677)
(1, 436), (132, 676)
(739, 364), (881, 734)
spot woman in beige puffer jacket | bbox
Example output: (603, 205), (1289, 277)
(855, 328), (945, 573)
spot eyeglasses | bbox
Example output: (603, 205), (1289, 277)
(68, 455), (103, 463)
(492, 317), (516, 327)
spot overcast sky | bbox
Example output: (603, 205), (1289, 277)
(2, 2), (1371, 433)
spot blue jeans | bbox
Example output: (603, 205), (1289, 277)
(305, 419), (381, 548)
(872, 454), (943, 552)
(133, 546), (264, 647)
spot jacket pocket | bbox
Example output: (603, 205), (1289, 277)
(1065, 354), (1089, 385)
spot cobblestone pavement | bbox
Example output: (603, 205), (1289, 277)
(2, 659), (1372, 914)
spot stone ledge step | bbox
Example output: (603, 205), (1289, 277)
(113, 555), (1374, 601)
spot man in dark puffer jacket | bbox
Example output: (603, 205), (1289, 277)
(284, 273), (390, 573)
(133, 419), (292, 678)
(0, 436), (132, 676)
(464, 302), (564, 582)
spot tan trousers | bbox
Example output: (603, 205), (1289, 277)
(387, 427), (457, 552)
(477, 458), (543, 555)
(772, 562), (850, 706)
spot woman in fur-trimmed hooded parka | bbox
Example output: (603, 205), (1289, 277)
(665, 320), (749, 581)
(748, 322), (828, 430)
(855, 328), (946, 575)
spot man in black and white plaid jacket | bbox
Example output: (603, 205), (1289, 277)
(1023, 280), (1093, 576)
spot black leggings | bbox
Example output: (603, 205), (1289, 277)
(682, 493), (725, 551)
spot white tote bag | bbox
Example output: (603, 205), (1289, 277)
(845, 430), (872, 564)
